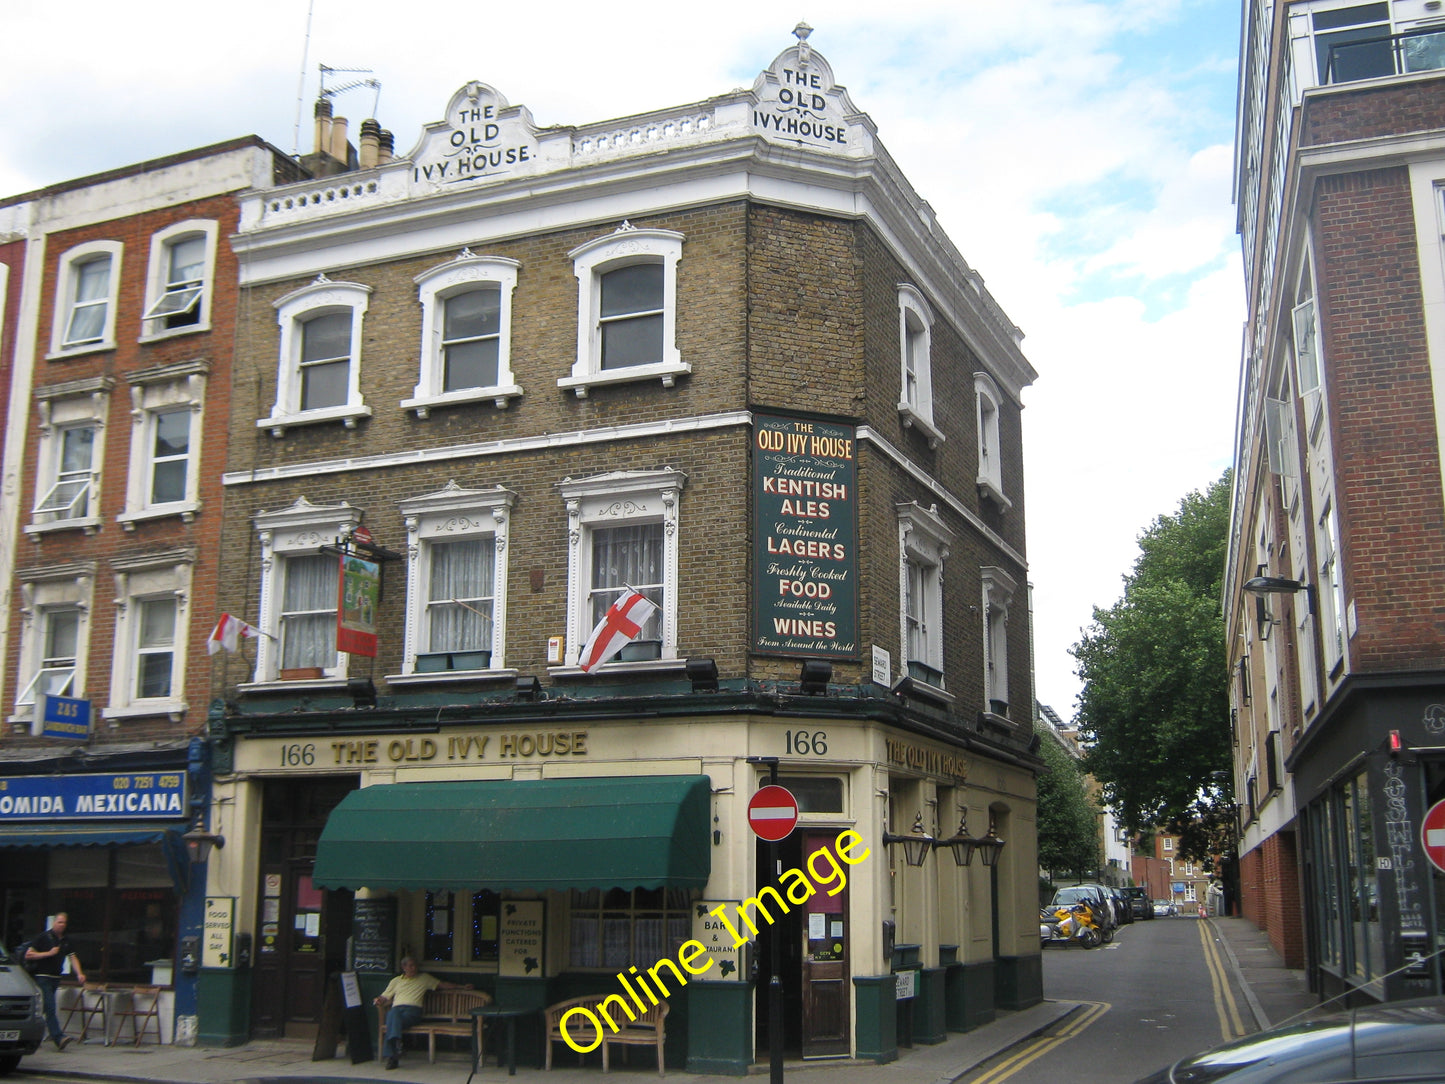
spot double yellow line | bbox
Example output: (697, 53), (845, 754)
(1198, 919), (1247, 1041)
(964, 1000), (1110, 1084)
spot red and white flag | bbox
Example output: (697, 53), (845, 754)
(578, 589), (658, 673)
(207, 613), (262, 655)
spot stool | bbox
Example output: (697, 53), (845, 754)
(111, 985), (162, 1045)
(61, 983), (108, 1042)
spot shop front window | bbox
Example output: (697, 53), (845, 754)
(49, 844), (176, 983)
(568, 887), (690, 970)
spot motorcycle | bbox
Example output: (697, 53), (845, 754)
(1049, 902), (1103, 948)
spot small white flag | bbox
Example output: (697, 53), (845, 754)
(208, 613), (262, 655)
(578, 589), (658, 672)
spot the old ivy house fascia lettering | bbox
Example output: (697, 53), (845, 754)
(412, 82), (538, 188)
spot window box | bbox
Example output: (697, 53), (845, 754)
(907, 660), (943, 687)
(279, 667), (325, 681)
(415, 650), (491, 672)
(618, 639), (662, 662)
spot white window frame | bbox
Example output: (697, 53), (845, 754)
(49, 241), (122, 357)
(560, 223), (688, 398)
(403, 251), (522, 417)
(247, 497), (362, 688)
(975, 372), (1010, 509)
(139, 220), (218, 341)
(13, 561), (95, 728)
(896, 285), (944, 448)
(392, 482), (515, 682)
(982, 564), (1018, 716)
(26, 378), (112, 536)
(556, 469), (686, 672)
(898, 502), (953, 689)
(261, 276), (373, 436)
(118, 360), (206, 529)
(104, 549), (194, 721)
(1317, 499), (1349, 675)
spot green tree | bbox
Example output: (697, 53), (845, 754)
(1035, 733), (1102, 880)
(1071, 471), (1233, 861)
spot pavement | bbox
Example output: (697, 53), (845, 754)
(16, 916), (1317, 1084)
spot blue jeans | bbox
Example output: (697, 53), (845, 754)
(382, 1003), (423, 1058)
(35, 975), (63, 1042)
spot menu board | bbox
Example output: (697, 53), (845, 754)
(351, 898), (396, 973)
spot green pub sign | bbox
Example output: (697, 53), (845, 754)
(752, 414), (858, 658)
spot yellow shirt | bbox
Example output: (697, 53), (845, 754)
(379, 972), (441, 1009)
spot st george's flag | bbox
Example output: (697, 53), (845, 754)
(207, 613), (264, 655)
(578, 589), (658, 672)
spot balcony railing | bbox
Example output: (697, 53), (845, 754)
(1325, 27), (1445, 84)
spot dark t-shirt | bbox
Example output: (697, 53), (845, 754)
(28, 929), (73, 978)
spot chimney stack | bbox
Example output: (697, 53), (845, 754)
(313, 98), (333, 157)
(379, 129), (395, 164)
(359, 119), (381, 169)
(330, 116), (350, 164)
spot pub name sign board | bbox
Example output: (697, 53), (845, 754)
(752, 414), (858, 658)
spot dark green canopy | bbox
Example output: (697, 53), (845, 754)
(311, 775), (711, 892)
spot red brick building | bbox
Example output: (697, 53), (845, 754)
(1228, 0), (1445, 1002)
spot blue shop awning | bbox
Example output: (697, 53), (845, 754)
(0, 823), (182, 848)
(312, 775), (712, 893)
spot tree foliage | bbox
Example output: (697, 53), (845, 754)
(1035, 734), (1102, 880)
(1072, 471), (1234, 861)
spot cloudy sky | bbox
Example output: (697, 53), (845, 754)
(0, 0), (1243, 718)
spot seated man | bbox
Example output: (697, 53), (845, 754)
(373, 955), (473, 1070)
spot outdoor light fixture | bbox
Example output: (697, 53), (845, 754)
(938, 810), (979, 867)
(182, 817), (225, 864)
(975, 815), (1006, 868)
(685, 657), (719, 692)
(1242, 575), (1317, 616)
(515, 674), (542, 699)
(883, 812), (934, 867)
(799, 660), (832, 695)
(347, 677), (377, 709)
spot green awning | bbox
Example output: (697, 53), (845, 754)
(311, 775), (711, 893)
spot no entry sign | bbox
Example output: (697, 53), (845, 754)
(1423, 798), (1445, 874)
(748, 785), (799, 842)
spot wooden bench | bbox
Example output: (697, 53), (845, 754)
(378, 988), (491, 1063)
(543, 995), (667, 1075)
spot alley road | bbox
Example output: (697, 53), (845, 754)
(959, 916), (1252, 1084)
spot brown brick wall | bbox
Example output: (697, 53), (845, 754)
(1238, 831), (1304, 968)
(1302, 74), (1445, 147)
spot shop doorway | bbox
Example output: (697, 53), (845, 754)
(251, 777), (356, 1038)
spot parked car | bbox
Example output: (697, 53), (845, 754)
(0, 942), (44, 1076)
(1152, 899), (1175, 917)
(1109, 886), (1134, 924)
(1132, 997), (1445, 1083)
(1127, 886), (1154, 920)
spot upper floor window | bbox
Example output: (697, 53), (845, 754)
(51, 242), (122, 355)
(395, 482), (515, 679)
(404, 252), (522, 417)
(1311, 3), (1392, 83)
(26, 378), (112, 536)
(249, 498), (362, 686)
(557, 469), (685, 670)
(974, 372), (1010, 509)
(898, 502), (954, 689)
(560, 223), (688, 397)
(104, 549), (194, 722)
(119, 360), (206, 529)
(140, 221), (218, 339)
(896, 286), (943, 448)
(261, 276), (373, 436)
(13, 560), (95, 726)
(982, 565), (1017, 717)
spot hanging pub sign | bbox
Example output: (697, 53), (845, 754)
(337, 553), (379, 657)
(752, 413), (858, 658)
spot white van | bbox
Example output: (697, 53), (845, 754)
(0, 942), (45, 1076)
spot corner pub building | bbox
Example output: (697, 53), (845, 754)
(201, 28), (1043, 1069)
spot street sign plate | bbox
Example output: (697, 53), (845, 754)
(1422, 798), (1445, 874)
(748, 785), (799, 842)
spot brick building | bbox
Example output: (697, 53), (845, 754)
(1228, 0), (1445, 1002)
(0, 139), (300, 1032)
(200, 30), (1042, 1066)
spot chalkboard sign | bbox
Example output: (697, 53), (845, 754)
(352, 898), (396, 973)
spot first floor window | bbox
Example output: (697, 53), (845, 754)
(588, 524), (663, 640)
(135, 598), (176, 700)
(149, 409), (190, 505)
(281, 554), (338, 670)
(427, 538), (495, 652)
(36, 426), (96, 521)
(18, 608), (80, 705)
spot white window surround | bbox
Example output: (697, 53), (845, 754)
(982, 564), (1018, 715)
(49, 241), (123, 357)
(974, 372), (1011, 510)
(896, 285), (944, 449)
(555, 468), (686, 672)
(403, 251), (523, 417)
(246, 497), (362, 689)
(261, 275), (373, 436)
(118, 360), (207, 529)
(25, 377), (113, 537)
(104, 548), (194, 721)
(898, 501), (954, 690)
(13, 560), (95, 728)
(560, 223), (688, 398)
(391, 481), (516, 683)
(139, 219), (219, 341)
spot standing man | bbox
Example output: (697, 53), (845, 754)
(25, 912), (86, 1051)
(372, 955), (479, 1070)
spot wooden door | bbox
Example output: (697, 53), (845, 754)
(800, 832), (850, 1058)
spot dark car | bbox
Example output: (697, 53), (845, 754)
(1132, 997), (1445, 1083)
(1127, 886), (1154, 920)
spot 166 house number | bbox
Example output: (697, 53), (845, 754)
(784, 729), (828, 755)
